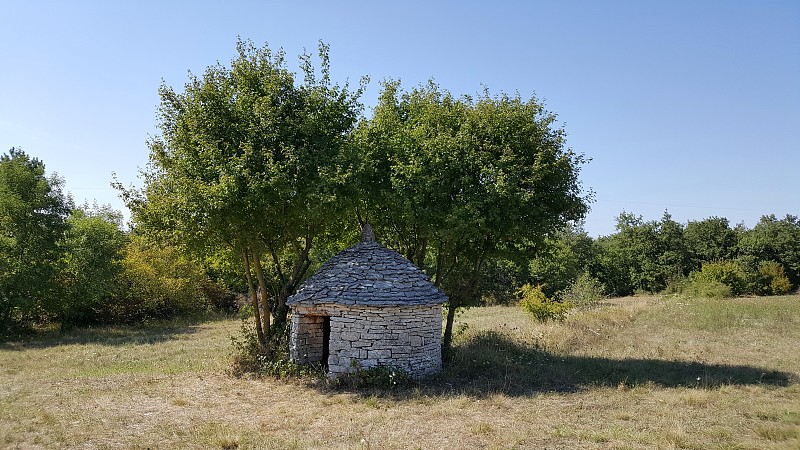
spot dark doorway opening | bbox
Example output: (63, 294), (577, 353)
(321, 316), (330, 368)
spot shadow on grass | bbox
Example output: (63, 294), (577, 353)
(0, 317), (213, 350)
(333, 331), (793, 398)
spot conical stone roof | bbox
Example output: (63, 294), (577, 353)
(287, 224), (447, 307)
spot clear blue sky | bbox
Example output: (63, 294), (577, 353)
(2, 1), (798, 237)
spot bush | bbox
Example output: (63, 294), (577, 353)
(758, 261), (793, 295)
(108, 238), (213, 323)
(58, 206), (127, 327)
(684, 279), (733, 299)
(690, 261), (747, 296)
(663, 274), (689, 295)
(559, 272), (605, 308)
(199, 279), (239, 313)
(518, 284), (573, 322)
(229, 317), (315, 379)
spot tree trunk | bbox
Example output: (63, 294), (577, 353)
(273, 236), (313, 327)
(416, 238), (427, 269)
(242, 250), (266, 348)
(252, 253), (270, 339)
(0, 305), (12, 333)
(441, 239), (490, 355)
(442, 299), (458, 353)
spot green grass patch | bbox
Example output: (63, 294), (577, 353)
(659, 295), (800, 331)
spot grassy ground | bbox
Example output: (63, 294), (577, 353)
(1, 295), (798, 449)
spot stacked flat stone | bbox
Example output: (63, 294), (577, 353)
(287, 242), (447, 308)
(287, 223), (446, 379)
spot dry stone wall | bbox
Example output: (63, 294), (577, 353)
(290, 304), (442, 379)
(290, 313), (326, 364)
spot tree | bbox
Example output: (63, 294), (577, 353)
(738, 214), (800, 289)
(656, 212), (689, 285)
(592, 211), (688, 295)
(591, 233), (635, 297)
(128, 39), (365, 346)
(353, 81), (590, 350)
(592, 212), (658, 295)
(684, 217), (738, 270)
(528, 223), (595, 298)
(0, 148), (71, 331)
(59, 203), (127, 327)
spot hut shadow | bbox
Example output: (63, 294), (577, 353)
(333, 331), (794, 399)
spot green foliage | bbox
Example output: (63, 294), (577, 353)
(663, 274), (690, 295)
(738, 215), (800, 289)
(518, 284), (573, 322)
(130, 38), (367, 343)
(589, 212), (798, 299)
(112, 236), (213, 323)
(592, 212), (689, 296)
(683, 279), (733, 299)
(229, 317), (316, 379)
(198, 279), (239, 313)
(354, 80), (590, 348)
(529, 224), (594, 298)
(670, 257), (791, 299)
(590, 235), (633, 297)
(757, 261), (792, 296)
(0, 148), (72, 331)
(478, 258), (528, 305)
(560, 272), (605, 308)
(684, 217), (737, 271)
(690, 261), (747, 297)
(229, 317), (264, 376)
(59, 204), (127, 327)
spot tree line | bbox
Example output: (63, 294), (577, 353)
(0, 148), (239, 334)
(523, 212), (799, 302)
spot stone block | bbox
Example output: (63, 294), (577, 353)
(341, 331), (361, 341)
(368, 349), (391, 360)
(360, 358), (378, 368)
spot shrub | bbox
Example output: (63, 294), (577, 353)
(758, 261), (793, 295)
(663, 274), (689, 295)
(229, 316), (267, 376)
(58, 207), (127, 327)
(560, 272), (605, 308)
(684, 279), (732, 299)
(200, 279), (239, 313)
(518, 284), (573, 322)
(229, 317), (315, 379)
(690, 261), (747, 296)
(109, 238), (212, 323)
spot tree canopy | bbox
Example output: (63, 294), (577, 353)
(352, 81), (590, 348)
(129, 39), (366, 346)
(0, 148), (72, 329)
(128, 45), (591, 350)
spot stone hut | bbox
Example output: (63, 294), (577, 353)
(287, 224), (446, 379)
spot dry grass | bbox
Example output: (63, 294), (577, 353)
(1, 295), (799, 449)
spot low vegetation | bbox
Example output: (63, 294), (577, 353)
(518, 283), (573, 322)
(2, 294), (798, 449)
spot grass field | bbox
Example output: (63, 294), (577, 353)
(1, 294), (799, 449)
